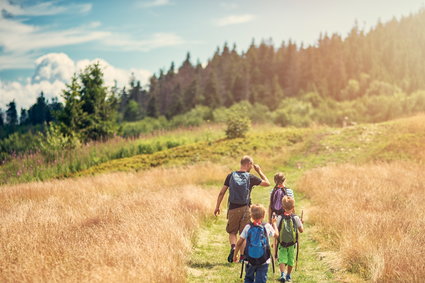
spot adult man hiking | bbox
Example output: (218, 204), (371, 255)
(214, 155), (271, 263)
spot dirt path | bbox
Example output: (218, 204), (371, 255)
(187, 171), (344, 282)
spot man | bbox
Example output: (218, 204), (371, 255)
(214, 155), (270, 262)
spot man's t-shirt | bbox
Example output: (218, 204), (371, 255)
(224, 171), (262, 210)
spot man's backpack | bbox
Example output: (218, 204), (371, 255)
(270, 187), (288, 215)
(278, 214), (298, 248)
(229, 172), (250, 205)
(245, 223), (271, 266)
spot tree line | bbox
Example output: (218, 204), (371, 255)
(1, 9), (425, 155)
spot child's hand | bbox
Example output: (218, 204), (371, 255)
(271, 212), (277, 224)
(233, 255), (238, 263)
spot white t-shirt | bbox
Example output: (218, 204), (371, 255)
(276, 215), (304, 229)
(240, 223), (275, 264)
(276, 214), (303, 231)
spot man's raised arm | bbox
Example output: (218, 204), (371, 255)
(253, 164), (270, 186)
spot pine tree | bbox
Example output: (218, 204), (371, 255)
(58, 74), (85, 136)
(79, 63), (116, 141)
(6, 100), (18, 126)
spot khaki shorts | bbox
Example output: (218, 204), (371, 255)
(226, 205), (251, 234)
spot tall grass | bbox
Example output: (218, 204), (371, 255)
(0, 163), (227, 282)
(297, 162), (425, 282)
(0, 124), (224, 185)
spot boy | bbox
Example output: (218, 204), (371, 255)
(277, 196), (303, 282)
(233, 204), (279, 283)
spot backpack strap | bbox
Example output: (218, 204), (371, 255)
(291, 214), (299, 244)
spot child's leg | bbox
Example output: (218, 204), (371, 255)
(286, 245), (296, 275)
(244, 263), (255, 283)
(254, 264), (269, 283)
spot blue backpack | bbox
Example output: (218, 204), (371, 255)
(244, 223), (271, 266)
(229, 172), (250, 205)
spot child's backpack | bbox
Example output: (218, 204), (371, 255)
(244, 223), (271, 266)
(229, 172), (250, 205)
(270, 187), (288, 215)
(278, 214), (298, 248)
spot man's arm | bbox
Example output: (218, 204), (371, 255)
(214, 185), (229, 216)
(253, 164), (270, 186)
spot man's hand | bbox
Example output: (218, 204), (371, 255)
(214, 207), (220, 216)
(253, 164), (261, 172)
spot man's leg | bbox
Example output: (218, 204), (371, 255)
(229, 233), (237, 246)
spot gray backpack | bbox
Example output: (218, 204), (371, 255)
(229, 172), (250, 205)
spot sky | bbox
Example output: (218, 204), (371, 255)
(0, 0), (424, 110)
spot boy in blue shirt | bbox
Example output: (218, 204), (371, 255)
(233, 204), (279, 283)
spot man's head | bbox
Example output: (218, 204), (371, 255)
(282, 196), (295, 212)
(250, 204), (266, 221)
(240, 155), (253, 172)
(274, 172), (286, 186)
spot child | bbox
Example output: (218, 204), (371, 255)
(233, 204), (279, 283)
(277, 196), (303, 282)
(269, 173), (295, 265)
(269, 172), (294, 225)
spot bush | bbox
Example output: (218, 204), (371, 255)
(273, 98), (313, 127)
(225, 113), (251, 139)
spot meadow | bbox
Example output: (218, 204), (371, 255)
(297, 162), (425, 282)
(1, 114), (424, 282)
(0, 163), (227, 282)
(0, 125), (223, 185)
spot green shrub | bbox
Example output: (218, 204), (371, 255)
(225, 113), (251, 139)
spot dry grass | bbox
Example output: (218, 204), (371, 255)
(297, 162), (425, 282)
(0, 162), (228, 282)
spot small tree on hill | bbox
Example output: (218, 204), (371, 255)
(225, 113), (251, 139)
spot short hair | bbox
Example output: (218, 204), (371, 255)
(282, 196), (295, 211)
(241, 155), (253, 166)
(250, 204), (266, 220)
(274, 172), (286, 185)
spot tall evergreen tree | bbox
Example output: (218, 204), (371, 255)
(6, 101), (18, 126)
(28, 92), (49, 125)
(58, 74), (85, 136)
(79, 63), (116, 141)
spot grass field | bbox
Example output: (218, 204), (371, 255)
(297, 162), (425, 282)
(1, 114), (424, 282)
(0, 163), (226, 282)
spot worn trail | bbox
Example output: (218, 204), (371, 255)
(188, 170), (342, 283)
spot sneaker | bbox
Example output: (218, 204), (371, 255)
(286, 273), (292, 282)
(279, 272), (286, 282)
(227, 248), (235, 263)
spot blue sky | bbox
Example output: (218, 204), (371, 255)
(0, 0), (424, 109)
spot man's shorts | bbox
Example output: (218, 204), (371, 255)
(278, 244), (295, 266)
(226, 205), (250, 234)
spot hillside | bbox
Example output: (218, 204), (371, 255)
(78, 114), (425, 178)
(1, 114), (424, 282)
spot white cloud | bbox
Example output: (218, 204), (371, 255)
(138, 0), (171, 8)
(102, 32), (185, 51)
(0, 53), (152, 110)
(215, 14), (255, 27)
(0, 0), (92, 16)
(220, 2), (239, 10)
(0, 1), (186, 70)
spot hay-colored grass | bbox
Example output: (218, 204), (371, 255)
(0, 163), (227, 282)
(297, 162), (425, 282)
